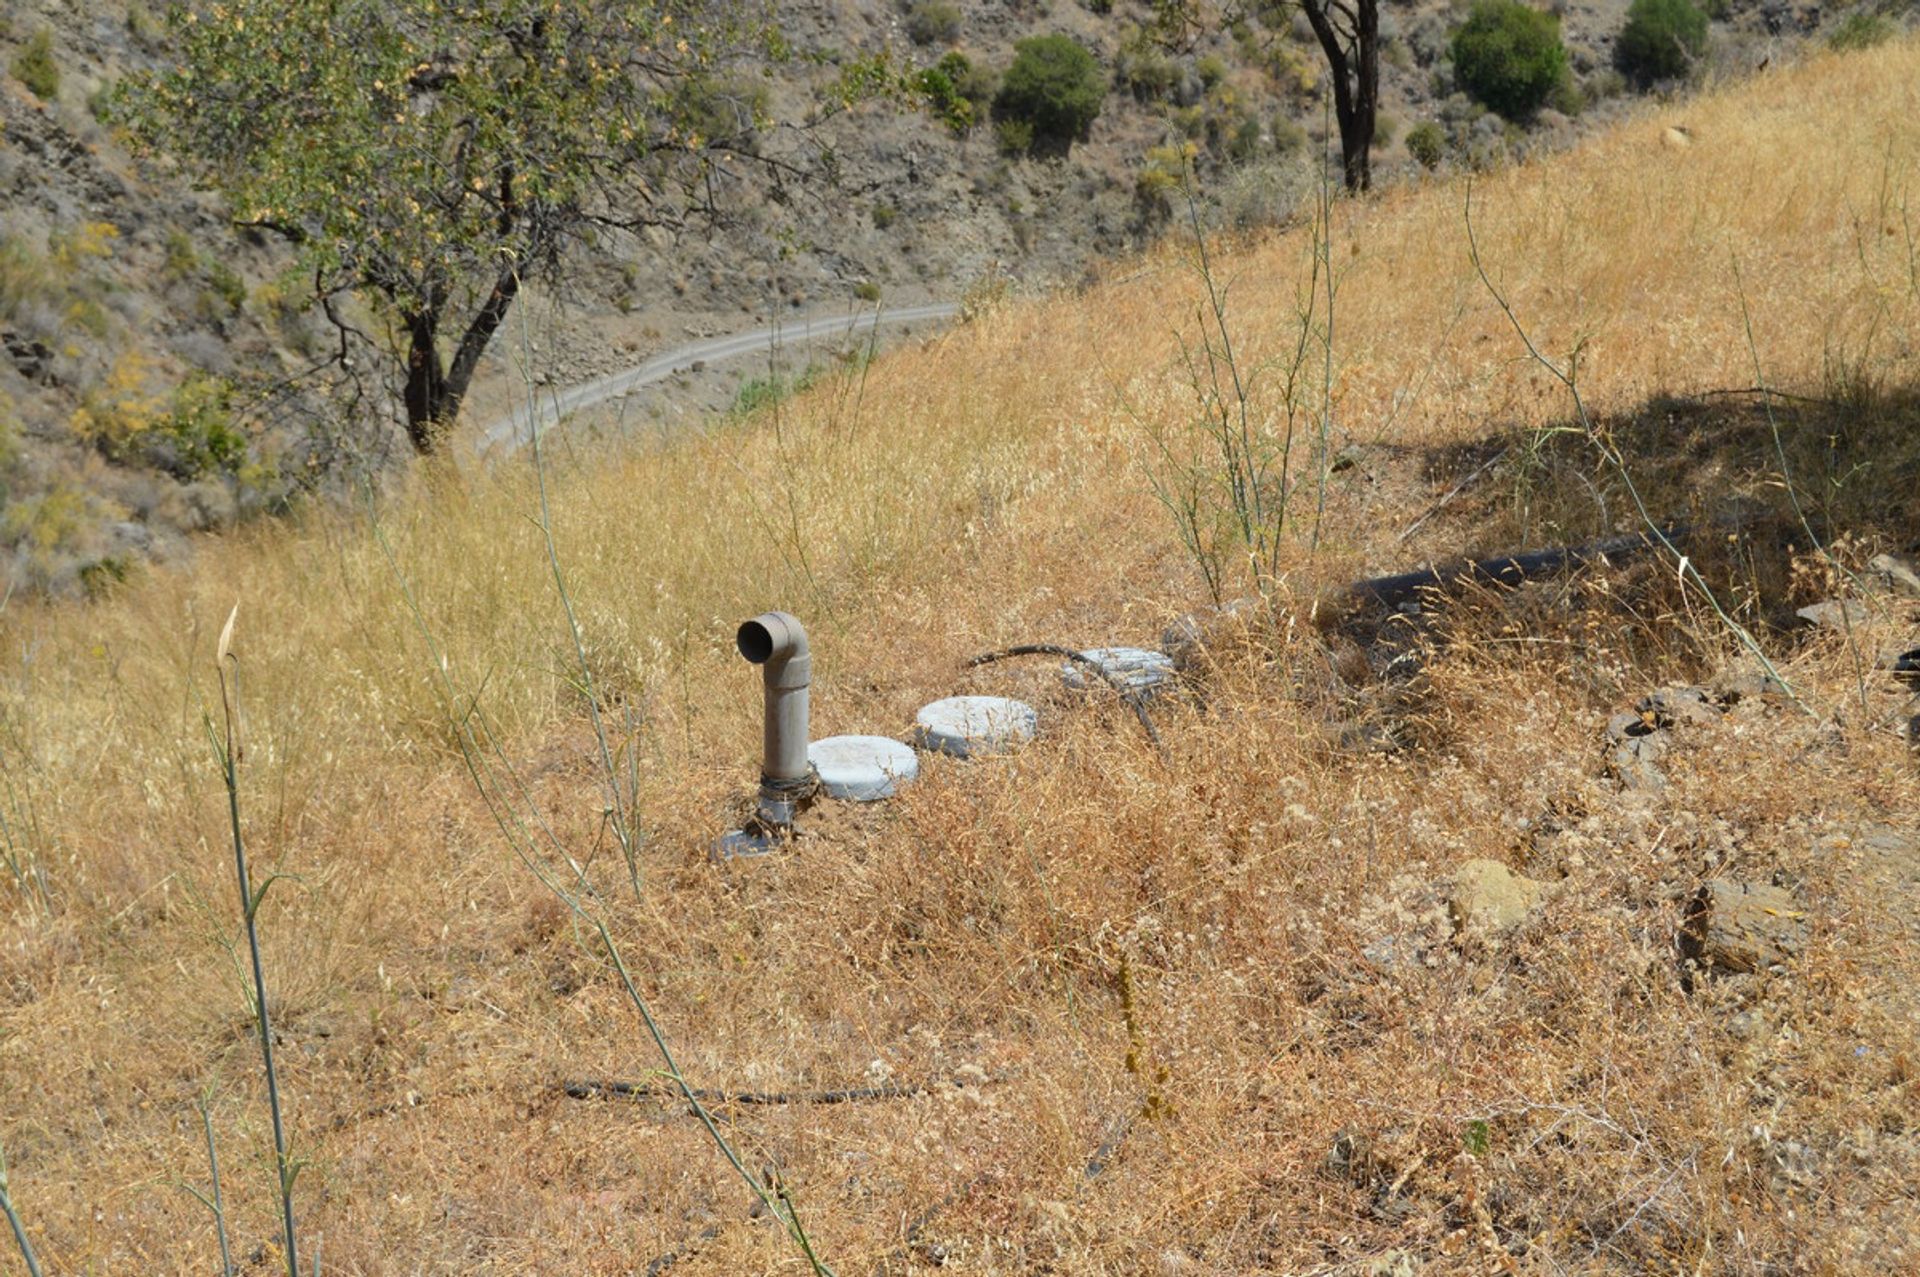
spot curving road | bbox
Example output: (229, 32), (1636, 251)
(476, 301), (960, 453)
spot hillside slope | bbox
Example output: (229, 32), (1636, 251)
(0, 39), (1917, 1274)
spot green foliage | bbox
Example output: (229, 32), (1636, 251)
(1196, 54), (1229, 88)
(994, 34), (1106, 153)
(1227, 114), (1263, 162)
(1451, 0), (1570, 119)
(119, 0), (787, 445)
(853, 280), (882, 302)
(1406, 120), (1447, 169)
(870, 202), (897, 230)
(733, 363), (820, 416)
(1373, 112), (1400, 150)
(157, 375), (250, 479)
(904, 0), (961, 46)
(1270, 114), (1307, 153)
(916, 52), (989, 134)
(1828, 11), (1896, 50)
(1615, 0), (1708, 85)
(11, 28), (58, 101)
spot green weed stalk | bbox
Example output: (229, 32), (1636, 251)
(208, 607), (301, 1277)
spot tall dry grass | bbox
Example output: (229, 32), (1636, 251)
(0, 40), (1915, 1274)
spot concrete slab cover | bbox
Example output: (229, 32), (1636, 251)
(810, 735), (920, 800)
(913, 696), (1039, 758)
(1061, 646), (1175, 695)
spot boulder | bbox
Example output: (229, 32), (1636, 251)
(1448, 859), (1545, 938)
(1682, 879), (1807, 974)
(1867, 552), (1920, 600)
(1795, 599), (1872, 631)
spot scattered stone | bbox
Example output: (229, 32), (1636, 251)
(808, 735), (918, 801)
(1611, 733), (1667, 793)
(1726, 1008), (1769, 1041)
(1867, 552), (1920, 600)
(1364, 1251), (1420, 1277)
(1060, 646), (1176, 698)
(1682, 879), (1808, 975)
(2, 330), (55, 384)
(912, 696), (1038, 759)
(1447, 859), (1545, 938)
(1887, 647), (1920, 692)
(1710, 660), (1791, 705)
(1641, 684), (1720, 726)
(1795, 599), (1872, 632)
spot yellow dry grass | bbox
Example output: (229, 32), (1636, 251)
(1, 40), (1918, 1275)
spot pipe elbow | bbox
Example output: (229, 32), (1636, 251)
(737, 611), (810, 688)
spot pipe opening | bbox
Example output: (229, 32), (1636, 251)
(736, 619), (775, 665)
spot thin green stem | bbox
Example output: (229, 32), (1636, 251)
(0, 1141), (45, 1277)
(212, 647), (299, 1277)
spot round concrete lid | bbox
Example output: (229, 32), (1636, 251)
(913, 696), (1039, 758)
(809, 735), (919, 801)
(1061, 646), (1175, 693)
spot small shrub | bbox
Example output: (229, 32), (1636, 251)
(1196, 54), (1230, 88)
(853, 280), (882, 302)
(1115, 27), (1179, 100)
(1615, 0), (1708, 85)
(995, 117), (1035, 156)
(1227, 114), (1264, 162)
(1406, 120), (1447, 168)
(1373, 111), (1400, 149)
(1828, 11), (1895, 50)
(904, 0), (961, 47)
(11, 28), (59, 101)
(126, 4), (166, 51)
(870, 203), (897, 230)
(994, 35), (1106, 153)
(1451, 0), (1569, 119)
(915, 63), (974, 134)
(1270, 114), (1308, 153)
(157, 375), (249, 479)
(1548, 73), (1586, 114)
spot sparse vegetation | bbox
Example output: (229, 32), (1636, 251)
(904, 0), (961, 47)
(1451, 0), (1570, 119)
(1406, 119), (1447, 167)
(10, 28), (58, 101)
(1615, 0), (1710, 85)
(1828, 9), (1897, 49)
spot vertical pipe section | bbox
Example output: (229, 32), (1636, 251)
(735, 612), (810, 825)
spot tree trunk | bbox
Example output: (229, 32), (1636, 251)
(399, 264), (521, 454)
(1302, 0), (1380, 194)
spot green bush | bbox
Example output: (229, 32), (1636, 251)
(11, 28), (59, 101)
(995, 117), (1035, 156)
(1451, 0), (1569, 119)
(1828, 11), (1895, 50)
(904, 1), (961, 47)
(994, 35), (1106, 153)
(1115, 30), (1179, 100)
(1615, 0), (1708, 85)
(1406, 120), (1446, 169)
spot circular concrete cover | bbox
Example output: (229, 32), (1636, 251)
(912, 696), (1039, 758)
(809, 735), (920, 801)
(1061, 646), (1175, 696)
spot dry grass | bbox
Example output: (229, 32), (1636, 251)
(1, 40), (1919, 1275)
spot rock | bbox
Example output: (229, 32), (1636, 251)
(1448, 859), (1545, 938)
(2, 330), (55, 384)
(1641, 684), (1720, 726)
(1795, 599), (1872, 631)
(1365, 1251), (1420, 1277)
(1611, 734), (1667, 793)
(808, 735), (918, 801)
(1710, 660), (1790, 705)
(1886, 647), (1920, 692)
(1867, 552), (1920, 600)
(1060, 646), (1176, 698)
(912, 696), (1037, 759)
(1607, 710), (1651, 744)
(1682, 879), (1808, 975)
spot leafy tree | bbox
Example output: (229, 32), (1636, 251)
(1615, 0), (1708, 85)
(994, 35), (1106, 154)
(1451, 0), (1569, 120)
(122, 1), (810, 453)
